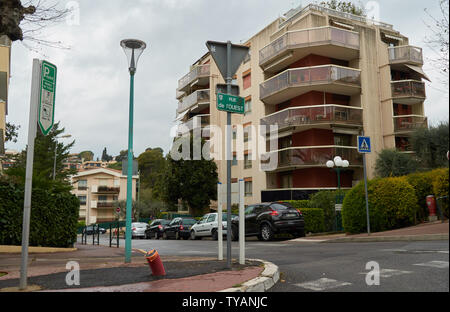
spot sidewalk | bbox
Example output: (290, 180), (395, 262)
(292, 220), (449, 243)
(0, 244), (278, 292)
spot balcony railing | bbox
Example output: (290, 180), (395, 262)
(93, 186), (120, 193)
(393, 115), (427, 133)
(260, 26), (360, 66)
(391, 80), (426, 100)
(177, 89), (210, 114)
(260, 65), (361, 102)
(261, 146), (362, 171)
(389, 45), (423, 65)
(97, 201), (115, 208)
(261, 104), (363, 132)
(178, 64), (210, 91)
(178, 114), (211, 135)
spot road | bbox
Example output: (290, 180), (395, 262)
(82, 235), (449, 292)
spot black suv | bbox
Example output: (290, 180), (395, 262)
(230, 202), (305, 241)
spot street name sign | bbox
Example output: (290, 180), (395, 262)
(217, 93), (245, 114)
(38, 61), (57, 136)
(357, 136), (371, 153)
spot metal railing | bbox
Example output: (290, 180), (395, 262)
(261, 104), (363, 131)
(391, 80), (426, 99)
(95, 186), (120, 193)
(178, 64), (210, 91)
(260, 26), (360, 65)
(260, 65), (361, 100)
(393, 115), (427, 132)
(388, 45), (423, 65)
(261, 146), (362, 170)
(177, 89), (210, 114)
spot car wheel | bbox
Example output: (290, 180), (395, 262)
(212, 229), (218, 241)
(260, 224), (274, 241)
(231, 225), (239, 241)
(190, 230), (201, 240)
(293, 229), (305, 238)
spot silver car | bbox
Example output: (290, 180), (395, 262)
(190, 213), (237, 240)
(131, 222), (148, 239)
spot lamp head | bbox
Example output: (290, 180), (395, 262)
(120, 39), (147, 74)
(342, 160), (349, 168)
(333, 156), (343, 167)
(326, 160), (335, 168)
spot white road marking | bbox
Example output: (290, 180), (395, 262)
(413, 261), (449, 269)
(290, 238), (328, 243)
(250, 243), (289, 247)
(294, 278), (352, 291)
(359, 269), (413, 278)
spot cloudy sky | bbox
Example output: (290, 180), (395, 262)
(5, 0), (449, 159)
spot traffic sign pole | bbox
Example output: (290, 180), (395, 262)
(358, 135), (371, 235)
(20, 59), (41, 290)
(226, 40), (232, 269)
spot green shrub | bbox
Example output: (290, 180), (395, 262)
(0, 180), (80, 248)
(432, 168), (449, 218)
(342, 177), (417, 234)
(284, 200), (310, 209)
(301, 208), (325, 233)
(406, 171), (434, 222)
(309, 190), (348, 232)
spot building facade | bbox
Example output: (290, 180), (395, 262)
(71, 168), (138, 224)
(0, 35), (11, 157)
(174, 4), (428, 206)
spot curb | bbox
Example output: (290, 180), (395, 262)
(324, 233), (449, 243)
(219, 259), (279, 292)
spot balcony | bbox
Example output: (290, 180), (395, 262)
(261, 104), (363, 133)
(260, 65), (361, 105)
(91, 186), (120, 194)
(261, 146), (362, 172)
(391, 80), (426, 104)
(393, 115), (428, 135)
(177, 89), (210, 114)
(97, 201), (115, 208)
(177, 64), (210, 93)
(389, 45), (423, 66)
(259, 26), (360, 73)
(177, 114), (210, 136)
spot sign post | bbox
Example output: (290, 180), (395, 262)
(206, 40), (249, 268)
(358, 135), (371, 235)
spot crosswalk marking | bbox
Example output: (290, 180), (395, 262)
(413, 261), (449, 269)
(359, 269), (412, 278)
(294, 278), (351, 291)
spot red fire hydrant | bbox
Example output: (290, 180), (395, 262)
(146, 249), (166, 276)
(426, 195), (437, 221)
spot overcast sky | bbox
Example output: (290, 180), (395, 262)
(5, 0), (449, 159)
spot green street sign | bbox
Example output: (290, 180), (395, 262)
(38, 60), (57, 136)
(217, 93), (245, 114)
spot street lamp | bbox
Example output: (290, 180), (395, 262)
(120, 39), (146, 263)
(326, 156), (349, 231)
(53, 134), (72, 180)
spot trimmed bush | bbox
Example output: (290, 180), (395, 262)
(342, 177), (417, 234)
(432, 168), (449, 218)
(0, 180), (80, 248)
(301, 208), (325, 234)
(284, 200), (310, 209)
(309, 190), (347, 232)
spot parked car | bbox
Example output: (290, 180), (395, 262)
(163, 217), (198, 240)
(190, 213), (237, 240)
(82, 225), (106, 235)
(124, 222), (148, 239)
(230, 202), (305, 241)
(145, 219), (171, 239)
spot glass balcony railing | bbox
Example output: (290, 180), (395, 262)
(260, 65), (361, 101)
(261, 146), (362, 170)
(393, 115), (427, 133)
(391, 80), (426, 99)
(178, 64), (210, 91)
(259, 26), (360, 66)
(178, 114), (211, 135)
(261, 104), (363, 131)
(177, 89), (210, 114)
(388, 45), (423, 65)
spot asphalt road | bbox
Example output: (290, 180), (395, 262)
(82, 235), (449, 292)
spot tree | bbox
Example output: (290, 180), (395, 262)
(5, 122), (20, 143)
(318, 0), (365, 16)
(137, 148), (166, 190)
(161, 137), (218, 216)
(101, 147), (113, 162)
(115, 149), (132, 162)
(78, 151), (94, 162)
(375, 149), (419, 178)
(411, 121), (449, 170)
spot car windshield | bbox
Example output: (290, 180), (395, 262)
(271, 203), (292, 210)
(182, 219), (197, 225)
(161, 220), (171, 225)
(150, 220), (161, 226)
(133, 223), (147, 228)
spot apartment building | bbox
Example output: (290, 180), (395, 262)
(71, 168), (138, 224)
(174, 4), (428, 205)
(0, 35), (11, 157)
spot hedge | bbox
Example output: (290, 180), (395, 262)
(301, 208), (325, 234)
(432, 168), (449, 218)
(284, 200), (310, 209)
(0, 180), (80, 248)
(342, 177), (417, 234)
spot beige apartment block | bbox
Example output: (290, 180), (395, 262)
(174, 4), (428, 206)
(71, 168), (138, 224)
(0, 35), (11, 156)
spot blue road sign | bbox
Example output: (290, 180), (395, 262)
(358, 136), (371, 153)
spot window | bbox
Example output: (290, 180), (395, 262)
(244, 126), (251, 142)
(245, 181), (253, 197)
(334, 134), (352, 146)
(244, 47), (251, 63)
(78, 180), (87, 190)
(245, 99), (252, 115)
(207, 214), (216, 222)
(244, 153), (252, 169)
(232, 128), (237, 140)
(245, 205), (255, 215)
(78, 196), (86, 206)
(232, 155), (238, 166)
(280, 173), (292, 188)
(200, 215), (209, 224)
(98, 195), (107, 202)
(243, 72), (251, 90)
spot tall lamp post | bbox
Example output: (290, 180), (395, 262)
(53, 134), (72, 180)
(326, 156), (349, 231)
(120, 39), (146, 263)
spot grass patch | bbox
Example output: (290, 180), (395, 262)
(0, 272), (7, 278)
